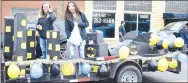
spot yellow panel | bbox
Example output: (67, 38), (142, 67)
(12, 36), (14, 41)
(4, 66), (5, 71)
(21, 19), (27, 27)
(4, 46), (10, 52)
(17, 31), (23, 38)
(48, 43), (52, 50)
(55, 44), (60, 51)
(12, 55), (14, 60)
(27, 30), (32, 36)
(91, 66), (99, 72)
(20, 69), (26, 76)
(30, 41), (35, 47)
(21, 42), (26, 49)
(5, 26), (11, 32)
(47, 55), (50, 60)
(46, 32), (50, 38)
(17, 56), (23, 61)
(53, 56), (58, 60)
(27, 53), (32, 59)
(48, 67), (51, 72)
(52, 32), (57, 38)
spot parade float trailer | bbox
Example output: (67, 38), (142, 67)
(1, 13), (187, 83)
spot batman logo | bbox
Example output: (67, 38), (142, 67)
(86, 47), (96, 58)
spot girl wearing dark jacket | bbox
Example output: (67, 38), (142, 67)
(64, 1), (89, 58)
(36, 2), (56, 59)
(179, 24), (188, 53)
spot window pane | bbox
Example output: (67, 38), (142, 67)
(92, 12), (115, 38)
(124, 14), (137, 33)
(138, 14), (150, 34)
(165, 1), (188, 14)
(93, 1), (116, 10)
(124, 1), (152, 12)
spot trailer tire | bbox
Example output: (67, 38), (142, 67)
(116, 65), (142, 82)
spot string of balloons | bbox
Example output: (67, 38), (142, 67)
(5, 51), (180, 66)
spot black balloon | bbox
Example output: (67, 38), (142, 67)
(177, 47), (183, 51)
(148, 60), (158, 72)
(168, 43), (177, 52)
(156, 40), (163, 50)
(50, 64), (60, 77)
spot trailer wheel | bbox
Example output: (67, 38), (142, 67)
(116, 65), (142, 82)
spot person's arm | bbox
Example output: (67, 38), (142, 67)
(78, 13), (89, 28)
(48, 9), (56, 21)
(36, 19), (42, 30)
(65, 20), (71, 39)
(119, 27), (124, 40)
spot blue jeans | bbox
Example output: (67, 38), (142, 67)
(39, 38), (47, 59)
(67, 40), (86, 59)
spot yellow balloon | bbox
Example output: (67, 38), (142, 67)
(61, 63), (75, 76)
(162, 40), (170, 49)
(142, 60), (145, 64)
(7, 64), (20, 79)
(119, 46), (130, 60)
(174, 37), (184, 47)
(158, 58), (168, 72)
(149, 36), (160, 46)
(149, 41), (155, 46)
(168, 59), (178, 69)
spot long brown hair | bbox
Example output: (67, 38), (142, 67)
(64, 1), (81, 20)
(39, 2), (51, 18)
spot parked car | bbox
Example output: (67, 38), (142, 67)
(160, 21), (188, 37)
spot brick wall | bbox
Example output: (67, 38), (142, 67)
(1, 1), (85, 32)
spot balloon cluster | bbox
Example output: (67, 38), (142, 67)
(6, 62), (94, 79)
(149, 32), (184, 51)
(149, 53), (187, 72)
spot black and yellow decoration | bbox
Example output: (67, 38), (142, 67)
(85, 44), (108, 58)
(86, 47), (96, 58)
(85, 31), (108, 58)
(46, 31), (60, 60)
(13, 13), (27, 78)
(26, 30), (36, 60)
(3, 17), (14, 60)
(13, 13), (27, 61)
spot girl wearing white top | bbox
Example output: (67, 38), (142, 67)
(64, 1), (89, 58)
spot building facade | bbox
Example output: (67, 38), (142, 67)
(2, 1), (188, 45)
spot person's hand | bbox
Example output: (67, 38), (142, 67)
(36, 31), (39, 36)
(36, 25), (42, 30)
(49, 8), (53, 13)
(78, 22), (84, 28)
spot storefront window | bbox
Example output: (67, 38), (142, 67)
(92, 12), (115, 38)
(124, 14), (137, 33)
(124, 13), (150, 35)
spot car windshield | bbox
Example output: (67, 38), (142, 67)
(163, 22), (183, 31)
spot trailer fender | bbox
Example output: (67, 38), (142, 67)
(109, 60), (142, 79)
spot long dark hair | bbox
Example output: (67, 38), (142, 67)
(39, 2), (51, 18)
(64, 1), (81, 20)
